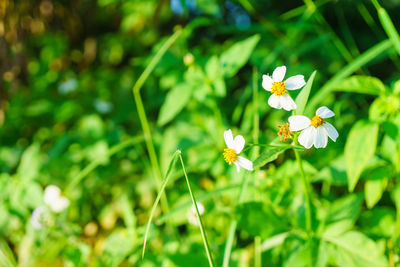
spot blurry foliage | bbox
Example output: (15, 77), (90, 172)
(0, 0), (400, 266)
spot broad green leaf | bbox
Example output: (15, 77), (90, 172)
(17, 143), (41, 182)
(330, 75), (386, 95)
(391, 183), (400, 211)
(323, 194), (363, 237)
(345, 120), (379, 192)
(364, 167), (390, 209)
(324, 231), (389, 267)
(220, 34), (260, 77)
(253, 147), (289, 168)
(157, 83), (193, 126)
(205, 55), (220, 80)
(295, 70), (316, 115)
(360, 207), (396, 237)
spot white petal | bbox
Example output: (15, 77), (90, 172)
(285, 75), (306, 90)
(237, 156), (253, 171)
(314, 127), (328, 148)
(262, 75), (273, 91)
(289, 115), (311, 131)
(191, 202), (204, 215)
(30, 207), (45, 229)
(280, 93), (297, 111)
(272, 66), (286, 82)
(316, 106), (335, 119)
(234, 162), (241, 172)
(268, 94), (281, 109)
(298, 126), (316, 149)
(322, 122), (339, 141)
(44, 185), (61, 205)
(233, 135), (245, 154)
(50, 197), (70, 213)
(224, 129), (234, 149)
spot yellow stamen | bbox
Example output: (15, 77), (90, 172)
(271, 81), (286, 96)
(310, 115), (324, 127)
(277, 123), (293, 141)
(223, 148), (237, 164)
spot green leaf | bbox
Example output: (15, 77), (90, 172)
(17, 143), (41, 182)
(220, 34), (260, 78)
(253, 147), (289, 168)
(375, 4), (400, 55)
(323, 194), (363, 237)
(393, 79), (400, 95)
(345, 120), (379, 192)
(330, 75), (386, 95)
(324, 231), (389, 267)
(295, 70), (316, 115)
(364, 167), (390, 209)
(157, 83), (193, 126)
(205, 55), (220, 81)
(236, 202), (286, 238)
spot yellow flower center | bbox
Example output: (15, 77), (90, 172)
(277, 123), (293, 141)
(310, 115), (324, 127)
(223, 148), (237, 164)
(271, 81), (286, 96)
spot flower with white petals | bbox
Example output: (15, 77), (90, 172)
(262, 66), (306, 111)
(187, 202), (205, 226)
(44, 185), (70, 213)
(30, 206), (46, 229)
(223, 129), (253, 172)
(288, 106), (339, 149)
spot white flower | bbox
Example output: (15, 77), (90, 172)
(44, 185), (70, 213)
(223, 129), (253, 172)
(30, 206), (46, 229)
(288, 106), (339, 149)
(187, 202), (205, 226)
(262, 66), (306, 111)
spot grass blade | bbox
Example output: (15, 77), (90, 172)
(295, 70), (317, 116)
(142, 151), (179, 258)
(307, 39), (392, 112)
(178, 152), (214, 267)
(372, 0), (400, 55)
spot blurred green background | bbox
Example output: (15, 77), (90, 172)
(1, 0), (400, 266)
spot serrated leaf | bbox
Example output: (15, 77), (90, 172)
(220, 34), (260, 78)
(295, 70), (316, 115)
(253, 147), (288, 168)
(330, 75), (386, 95)
(365, 167), (390, 209)
(344, 120), (379, 192)
(157, 83), (193, 126)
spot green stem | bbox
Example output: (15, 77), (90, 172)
(66, 136), (143, 194)
(223, 173), (250, 267)
(178, 152), (214, 267)
(293, 139), (313, 265)
(132, 29), (182, 213)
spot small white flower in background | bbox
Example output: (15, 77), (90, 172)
(44, 185), (70, 213)
(262, 66), (306, 111)
(187, 202), (205, 226)
(223, 129), (253, 172)
(30, 206), (46, 229)
(288, 106), (339, 149)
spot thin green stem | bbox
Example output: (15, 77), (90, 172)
(293, 138), (313, 265)
(132, 29), (182, 213)
(178, 152), (214, 267)
(252, 67), (261, 267)
(66, 136), (143, 194)
(223, 173), (251, 267)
